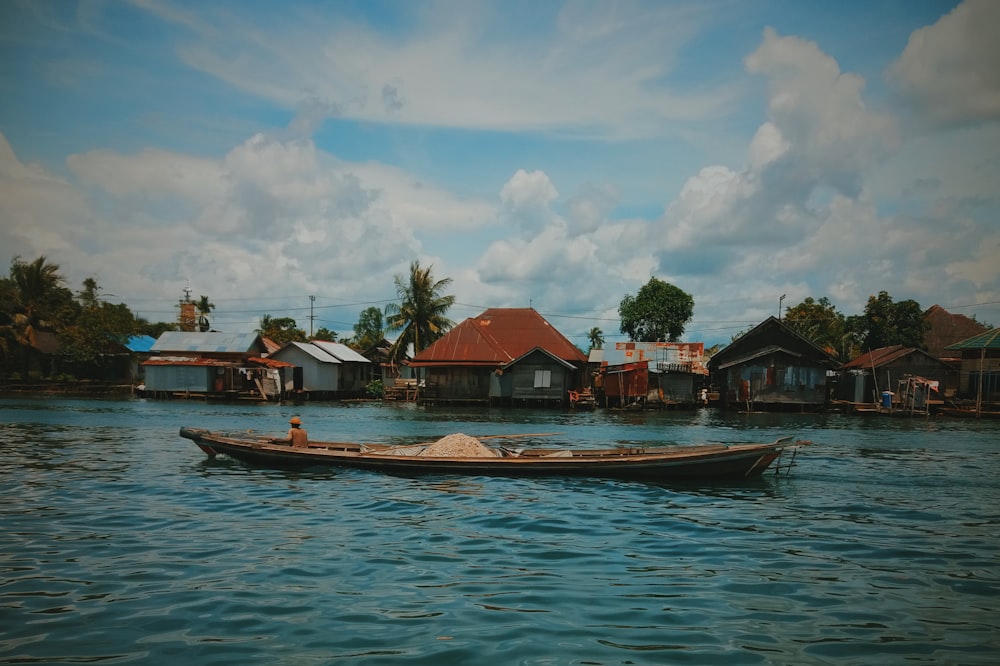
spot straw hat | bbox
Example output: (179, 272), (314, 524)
(289, 416), (302, 425)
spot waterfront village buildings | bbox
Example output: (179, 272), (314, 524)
(122, 305), (999, 414)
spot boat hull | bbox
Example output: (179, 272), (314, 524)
(179, 427), (801, 480)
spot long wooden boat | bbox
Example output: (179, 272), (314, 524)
(179, 427), (808, 480)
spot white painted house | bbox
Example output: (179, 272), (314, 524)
(271, 341), (371, 397)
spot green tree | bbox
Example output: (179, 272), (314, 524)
(587, 327), (605, 352)
(257, 314), (306, 345)
(196, 295), (214, 332)
(350, 306), (385, 350)
(849, 291), (929, 351)
(384, 260), (455, 362)
(60, 277), (141, 368)
(0, 256), (74, 376)
(136, 318), (177, 338)
(312, 326), (338, 342)
(783, 296), (850, 357)
(618, 277), (694, 342)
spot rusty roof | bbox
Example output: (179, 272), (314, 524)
(409, 308), (587, 367)
(841, 345), (915, 369)
(143, 355), (292, 368)
(924, 305), (987, 359)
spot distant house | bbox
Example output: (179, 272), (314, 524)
(407, 308), (588, 406)
(945, 328), (1000, 406)
(270, 340), (371, 399)
(707, 316), (838, 411)
(591, 342), (708, 408)
(141, 331), (289, 399)
(837, 345), (956, 408)
(924, 305), (988, 362)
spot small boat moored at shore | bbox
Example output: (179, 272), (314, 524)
(179, 427), (809, 480)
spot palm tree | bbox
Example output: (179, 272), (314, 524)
(196, 295), (215, 332)
(587, 327), (605, 352)
(3, 256), (72, 376)
(384, 260), (455, 362)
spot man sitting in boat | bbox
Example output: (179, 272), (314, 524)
(271, 416), (308, 448)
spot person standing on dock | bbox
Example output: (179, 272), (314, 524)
(272, 416), (308, 447)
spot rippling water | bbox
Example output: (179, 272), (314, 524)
(1, 396), (998, 665)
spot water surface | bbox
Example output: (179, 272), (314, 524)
(1, 397), (998, 664)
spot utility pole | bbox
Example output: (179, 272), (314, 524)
(309, 295), (316, 338)
(778, 294), (786, 320)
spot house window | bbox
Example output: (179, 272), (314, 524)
(534, 370), (551, 388)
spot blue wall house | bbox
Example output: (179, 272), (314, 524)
(141, 331), (286, 399)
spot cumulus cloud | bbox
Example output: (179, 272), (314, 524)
(566, 182), (621, 234)
(499, 169), (560, 236)
(888, 0), (1000, 128)
(653, 27), (900, 280)
(745, 28), (898, 191)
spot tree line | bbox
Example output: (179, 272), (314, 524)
(3, 255), (980, 381)
(0, 256), (454, 380)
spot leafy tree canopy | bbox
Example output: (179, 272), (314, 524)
(849, 291), (929, 351)
(619, 277), (694, 342)
(257, 314), (306, 345)
(60, 277), (141, 364)
(350, 306), (385, 350)
(196, 295), (214, 332)
(587, 327), (604, 352)
(385, 260), (455, 362)
(783, 296), (853, 358)
(311, 327), (338, 342)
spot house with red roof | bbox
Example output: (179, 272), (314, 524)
(407, 308), (588, 406)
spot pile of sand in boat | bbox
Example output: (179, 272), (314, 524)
(374, 433), (500, 458)
(370, 433), (574, 458)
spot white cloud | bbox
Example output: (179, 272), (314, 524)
(152, 0), (736, 140)
(888, 0), (1000, 128)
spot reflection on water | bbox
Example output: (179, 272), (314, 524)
(1, 396), (998, 664)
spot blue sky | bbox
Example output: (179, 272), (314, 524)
(1, 0), (998, 348)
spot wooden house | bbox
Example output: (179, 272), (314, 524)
(945, 328), (1000, 408)
(706, 316), (838, 411)
(407, 308), (588, 406)
(141, 331), (288, 400)
(837, 345), (956, 409)
(593, 342), (708, 408)
(270, 340), (371, 399)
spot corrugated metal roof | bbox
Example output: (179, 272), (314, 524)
(409, 308), (587, 366)
(841, 345), (913, 369)
(714, 345), (804, 370)
(152, 331), (262, 353)
(142, 355), (292, 368)
(924, 305), (988, 358)
(945, 328), (1000, 351)
(143, 356), (231, 367)
(282, 341), (341, 364)
(248, 356), (294, 368)
(126, 335), (157, 353)
(311, 340), (370, 363)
